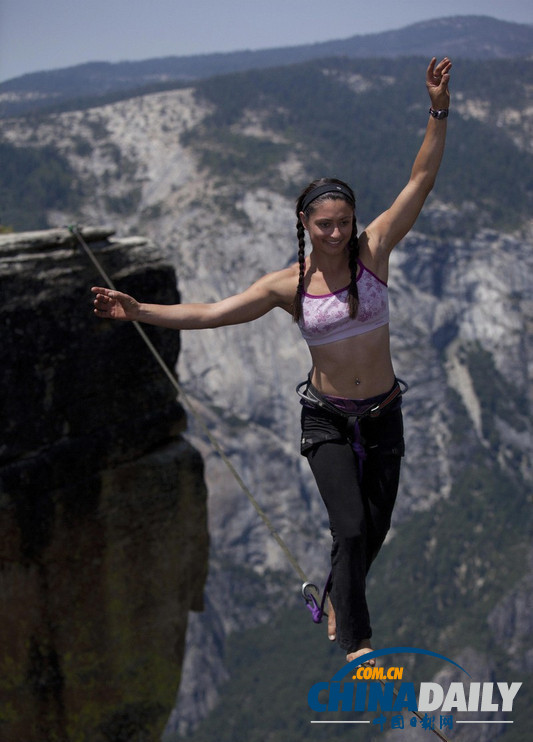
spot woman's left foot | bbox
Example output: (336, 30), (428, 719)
(327, 597), (336, 641)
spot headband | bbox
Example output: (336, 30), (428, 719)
(300, 183), (355, 214)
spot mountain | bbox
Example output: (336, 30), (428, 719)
(1, 16), (532, 118)
(1, 31), (532, 742)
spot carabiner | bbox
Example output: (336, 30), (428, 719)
(301, 581), (326, 624)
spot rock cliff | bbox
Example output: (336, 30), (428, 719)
(0, 228), (208, 741)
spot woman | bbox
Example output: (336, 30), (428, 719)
(92, 57), (451, 664)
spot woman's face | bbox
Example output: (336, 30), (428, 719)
(300, 199), (354, 257)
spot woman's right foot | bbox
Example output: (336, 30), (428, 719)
(346, 639), (375, 666)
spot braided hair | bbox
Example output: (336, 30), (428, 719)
(292, 178), (359, 323)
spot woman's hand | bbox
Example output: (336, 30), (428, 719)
(91, 286), (140, 321)
(426, 56), (452, 110)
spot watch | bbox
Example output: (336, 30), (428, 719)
(429, 107), (449, 119)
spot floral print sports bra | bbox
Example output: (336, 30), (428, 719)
(298, 260), (389, 347)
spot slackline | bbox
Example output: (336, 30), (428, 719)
(71, 225), (308, 584)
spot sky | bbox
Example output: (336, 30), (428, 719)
(1, 0), (532, 83)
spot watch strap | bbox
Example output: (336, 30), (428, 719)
(429, 107), (449, 119)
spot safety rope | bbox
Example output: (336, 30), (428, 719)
(70, 225), (309, 584)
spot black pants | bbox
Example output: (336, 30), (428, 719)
(301, 387), (404, 653)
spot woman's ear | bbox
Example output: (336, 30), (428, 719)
(299, 211), (308, 230)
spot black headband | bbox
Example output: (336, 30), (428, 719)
(300, 183), (355, 214)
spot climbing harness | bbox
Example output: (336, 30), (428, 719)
(296, 376), (408, 422)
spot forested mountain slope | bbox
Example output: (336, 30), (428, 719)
(1, 15), (532, 117)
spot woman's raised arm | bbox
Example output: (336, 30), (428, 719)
(364, 56), (452, 257)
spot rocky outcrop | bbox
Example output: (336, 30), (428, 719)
(0, 228), (208, 741)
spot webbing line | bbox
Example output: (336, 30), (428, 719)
(71, 226), (309, 584)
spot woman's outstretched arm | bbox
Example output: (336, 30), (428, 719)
(91, 266), (297, 329)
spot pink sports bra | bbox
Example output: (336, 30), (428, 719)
(298, 260), (389, 347)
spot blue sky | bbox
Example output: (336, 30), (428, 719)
(1, 0), (532, 82)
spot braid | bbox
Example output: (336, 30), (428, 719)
(292, 217), (307, 322)
(347, 216), (360, 319)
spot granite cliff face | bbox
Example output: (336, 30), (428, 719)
(0, 228), (208, 741)
(1, 63), (532, 739)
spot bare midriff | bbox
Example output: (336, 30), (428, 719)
(307, 324), (395, 399)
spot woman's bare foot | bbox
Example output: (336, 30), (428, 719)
(346, 639), (375, 666)
(325, 601), (374, 665)
(327, 597), (336, 641)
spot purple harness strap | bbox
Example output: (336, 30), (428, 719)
(320, 394), (370, 479)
